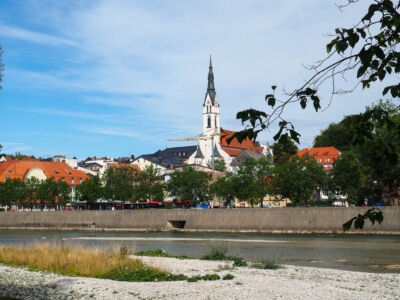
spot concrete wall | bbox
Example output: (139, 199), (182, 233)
(0, 207), (399, 234)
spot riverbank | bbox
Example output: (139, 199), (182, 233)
(0, 207), (399, 234)
(0, 256), (399, 299)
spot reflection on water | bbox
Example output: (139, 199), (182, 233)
(0, 230), (399, 273)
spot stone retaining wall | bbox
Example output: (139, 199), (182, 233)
(0, 207), (399, 234)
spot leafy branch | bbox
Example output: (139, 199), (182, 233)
(342, 207), (384, 231)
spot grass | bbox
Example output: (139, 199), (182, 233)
(201, 241), (248, 267)
(251, 258), (282, 270)
(135, 248), (190, 259)
(0, 245), (234, 283)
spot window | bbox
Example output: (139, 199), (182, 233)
(325, 158), (330, 162)
(61, 178), (65, 182)
(79, 178), (83, 184)
(207, 116), (211, 128)
(317, 159), (321, 163)
(215, 117), (217, 128)
(4, 176), (8, 182)
(71, 178), (75, 184)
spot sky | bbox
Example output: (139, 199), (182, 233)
(0, 0), (385, 159)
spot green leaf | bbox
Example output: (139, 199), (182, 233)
(271, 85), (277, 91)
(300, 99), (306, 109)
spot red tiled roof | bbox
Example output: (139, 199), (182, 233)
(219, 129), (264, 157)
(297, 147), (341, 170)
(0, 160), (89, 185)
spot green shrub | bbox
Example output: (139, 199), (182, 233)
(252, 258), (282, 270)
(201, 274), (220, 281)
(227, 256), (247, 267)
(135, 248), (189, 259)
(223, 273), (234, 280)
(201, 241), (228, 260)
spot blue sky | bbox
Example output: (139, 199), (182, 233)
(0, 0), (384, 159)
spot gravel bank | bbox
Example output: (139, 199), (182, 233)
(0, 256), (399, 300)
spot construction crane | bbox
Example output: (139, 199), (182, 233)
(168, 132), (218, 171)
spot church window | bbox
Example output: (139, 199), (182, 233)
(215, 117), (217, 128)
(207, 116), (211, 128)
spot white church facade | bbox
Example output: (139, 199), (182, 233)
(188, 57), (264, 169)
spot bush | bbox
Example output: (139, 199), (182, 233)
(135, 248), (189, 259)
(223, 273), (234, 280)
(201, 274), (220, 281)
(227, 256), (247, 267)
(252, 258), (282, 270)
(201, 241), (228, 260)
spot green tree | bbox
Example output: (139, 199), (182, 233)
(75, 175), (104, 205)
(133, 166), (165, 203)
(36, 178), (71, 207)
(212, 158), (227, 172)
(103, 166), (136, 202)
(0, 179), (24, 209)
(22, 177), (40, 207)
(166, 166), (210, 204)
(209, 173), (237, 207)
(313, 122), (353, 152)
(271, 137), (298, 164)
(324, 151), (367, 204)
(274, 154), (326, 205)
(232, 157), (275, 207)
(231, 1), (400, 230)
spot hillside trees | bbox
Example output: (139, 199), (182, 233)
(320, 101), (400, 206)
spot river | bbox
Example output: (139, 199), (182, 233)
(0, 229), (399, 273)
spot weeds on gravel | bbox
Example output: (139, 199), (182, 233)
(252, 258), (282, 270)
(0, 245), (235, 283)
(0, 244), (151, 278)
(135, 249), (190, 259)
(201, 242), (247, 267)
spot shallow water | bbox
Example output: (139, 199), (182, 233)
(0, 229), (399, 273)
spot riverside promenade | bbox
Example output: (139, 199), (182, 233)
(0, 207), (399, 234)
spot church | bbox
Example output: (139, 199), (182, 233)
(188, 57), (265, 170)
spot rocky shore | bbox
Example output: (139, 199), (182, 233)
(0, 256), (399, 299)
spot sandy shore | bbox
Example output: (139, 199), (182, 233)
(0, 256), (399, 300)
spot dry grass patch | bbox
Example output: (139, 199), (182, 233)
(0, 244), (154, 278)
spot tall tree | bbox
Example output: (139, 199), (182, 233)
(210, 173), (237, 207)
(166, 166), (210, 204)
(274, 154), (326, 205)
(313, 122), (353, 152)
(133, 166), (165, 203)
(271, 137), (298, 164)
(103, 166), (136, 202)
(76, 175), (104, 205)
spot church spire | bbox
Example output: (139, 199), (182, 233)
(206, 55), (216, 104)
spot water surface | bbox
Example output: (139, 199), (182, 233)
(0, 230), (399, 273)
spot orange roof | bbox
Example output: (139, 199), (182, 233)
(220, 129), (264, 157)
(297, 147), (341, 170)
(0, 160), (89, 186)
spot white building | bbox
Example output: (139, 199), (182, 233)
(188, 57), (264, 170)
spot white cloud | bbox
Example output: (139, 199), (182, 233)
(3, 0), (378, 152)
(0, 23), (78, 47)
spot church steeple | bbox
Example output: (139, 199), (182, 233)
(206, 55), (216, 104)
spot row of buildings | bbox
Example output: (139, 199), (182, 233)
(0, 58), (342, 208)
